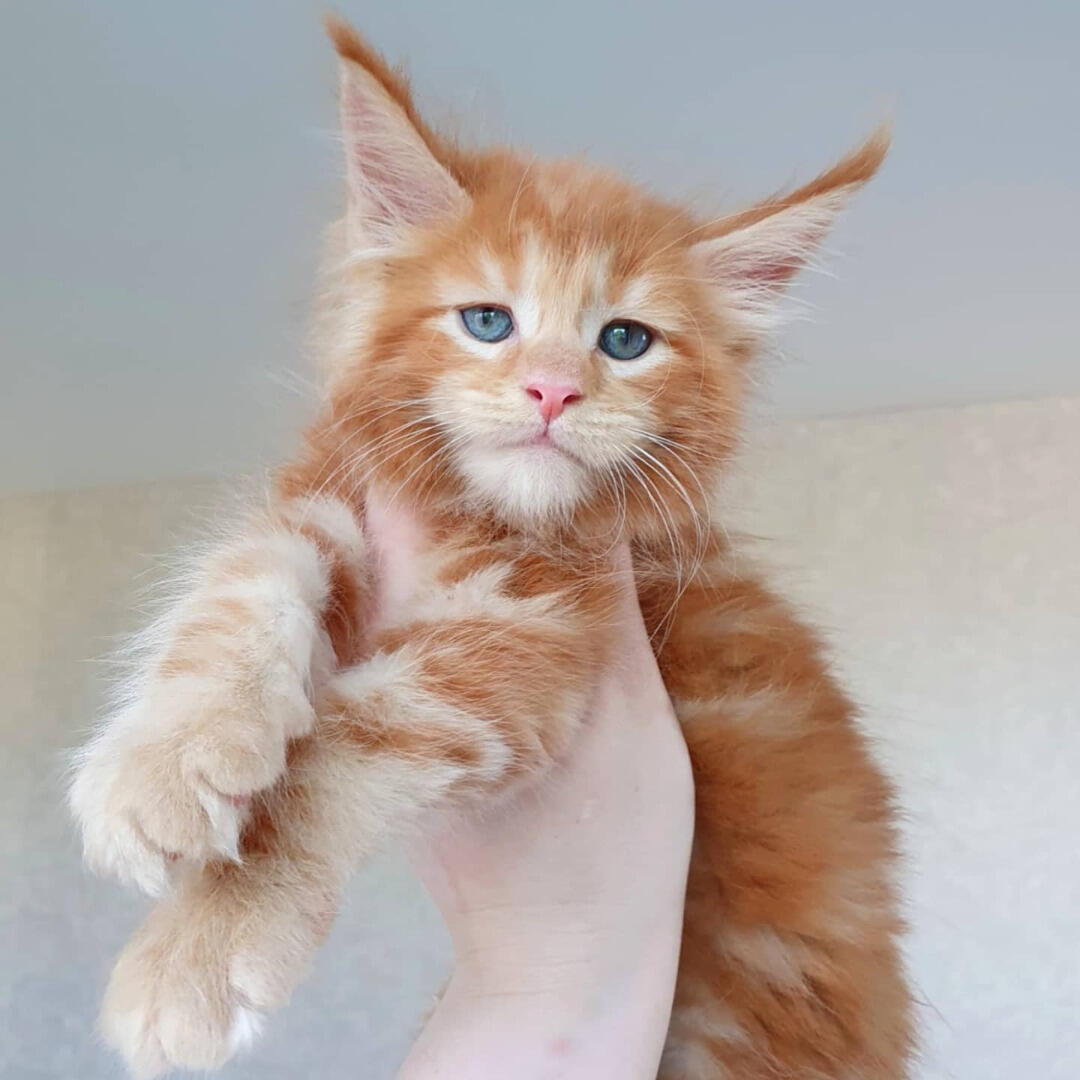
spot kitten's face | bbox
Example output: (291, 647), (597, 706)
(352, 163), (739, 529)
(325, 21), (885, 535)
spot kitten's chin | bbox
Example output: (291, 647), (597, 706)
(457, 444), (589, 526)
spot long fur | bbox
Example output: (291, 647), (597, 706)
(70, 19), (913, 1078)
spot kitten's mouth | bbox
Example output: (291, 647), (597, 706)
(518, 430), (583, 465)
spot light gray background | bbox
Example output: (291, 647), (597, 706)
(3, 0), (1078, 492)
(3, 3), (1079, 1079)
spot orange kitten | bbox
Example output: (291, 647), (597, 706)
(70, 19), (912, 1077)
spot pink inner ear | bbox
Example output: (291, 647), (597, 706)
(700, 211), (833, 293)
(342, 90), (419, 222)
(340, 71), (465, 237)
(351, 133), (427, 225)
(738, 255), (804, 285)
(701, 244), (804, 288)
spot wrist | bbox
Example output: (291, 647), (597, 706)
(448, 900), (614, 998)
(398, 915), (682, 1080)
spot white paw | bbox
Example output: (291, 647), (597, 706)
(70, 670), (314, 895)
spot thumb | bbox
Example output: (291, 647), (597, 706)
(604, 544), (658, 673)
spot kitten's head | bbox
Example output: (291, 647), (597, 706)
(322, 19), (887, 539)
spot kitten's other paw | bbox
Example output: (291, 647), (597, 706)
(100, 870), (322, 1078)
(70, 673), (314, 895)
(100, 902), (267, 1078)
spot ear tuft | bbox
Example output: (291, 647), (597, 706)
(692, 125), (890, 335)
(326, 17), (469, 251)
(325, 15), (437, 151)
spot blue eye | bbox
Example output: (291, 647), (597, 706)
(598, 320), (652, 361)
(461, 306), (514, 343)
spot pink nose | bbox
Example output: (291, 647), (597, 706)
(525, 380), (583, 423)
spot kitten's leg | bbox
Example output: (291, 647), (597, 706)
(69, 495), (370, 896)
(98, 732), (418, 1078)
(99, 545), (610, 1076)
(639, 567), (915, 1079)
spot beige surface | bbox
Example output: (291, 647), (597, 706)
(2, 395), (1078, 1078)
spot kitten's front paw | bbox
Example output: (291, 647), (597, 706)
(101, 898), (267, 1077)
(100, 869), (321, 1078)
(70, 672), (313, 895)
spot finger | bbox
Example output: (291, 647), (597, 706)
(605, 544), (653, 658)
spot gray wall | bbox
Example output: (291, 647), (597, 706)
(3, 1), (1079, 492)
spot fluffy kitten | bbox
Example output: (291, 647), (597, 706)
(70, 19), (913, 1078)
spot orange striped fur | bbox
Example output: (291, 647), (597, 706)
(70, 19), (912, 1077)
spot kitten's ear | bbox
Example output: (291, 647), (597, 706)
(325, 17), (469, 250)
(692, 126), (889, 336)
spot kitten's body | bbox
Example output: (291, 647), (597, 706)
(71, 21), (912, 1078)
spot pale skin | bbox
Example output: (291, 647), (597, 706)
(397, 543), (696, 1080)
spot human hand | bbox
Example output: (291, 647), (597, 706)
(392, 536), (695, 1079)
